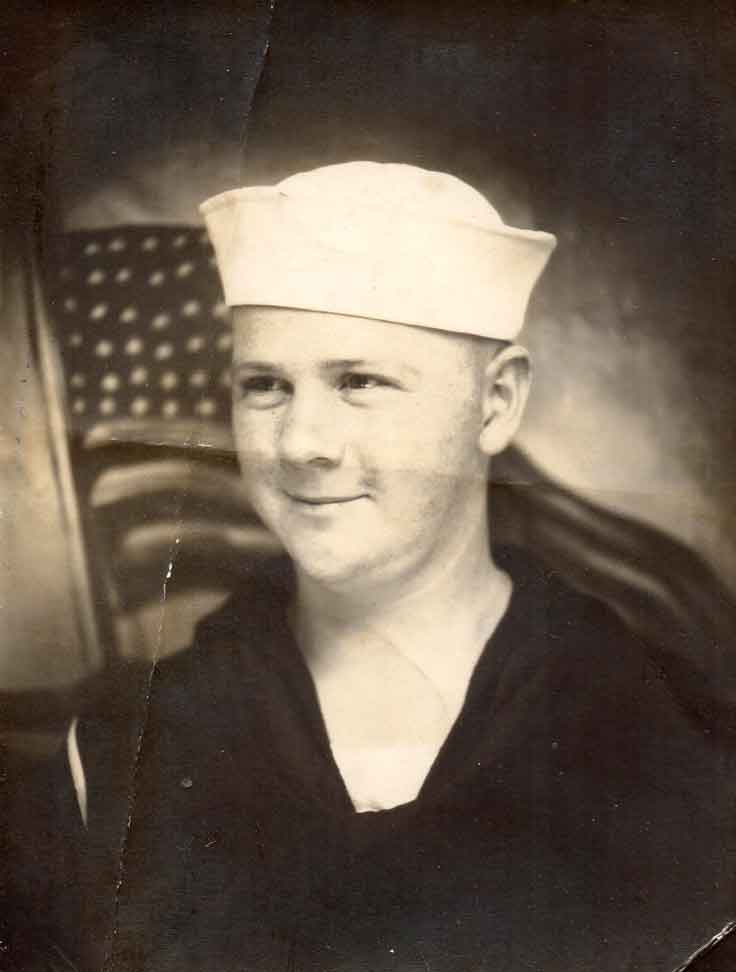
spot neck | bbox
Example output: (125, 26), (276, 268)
(294, 515), (511, 679)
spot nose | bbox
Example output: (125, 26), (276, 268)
(278, 386), (344, 468)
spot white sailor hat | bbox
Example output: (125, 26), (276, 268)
(200, 161), (556, 341)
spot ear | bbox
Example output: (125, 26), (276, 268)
(478, 344), (531, 457)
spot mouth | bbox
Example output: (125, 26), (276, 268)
(283, 492), (367, 507)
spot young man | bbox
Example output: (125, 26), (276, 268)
(216, 162), (545, 816)
(17, 163), (734, 971)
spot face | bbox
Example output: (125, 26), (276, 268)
(231, 307), (501, 592)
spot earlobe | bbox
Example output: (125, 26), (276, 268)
(478, 344), (531, 457)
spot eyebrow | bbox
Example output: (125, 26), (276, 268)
(320, 359), (420, 379)
(232, 361), (284, 372)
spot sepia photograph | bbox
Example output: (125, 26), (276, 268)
(2, 2), (736, 970)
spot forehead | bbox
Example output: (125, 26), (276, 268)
(232, 306), (477, 373)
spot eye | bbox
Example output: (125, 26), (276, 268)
(339, 373), (396, 396)
(235, 374), (291, 409)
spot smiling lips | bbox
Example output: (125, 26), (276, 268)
(284, 491), (366, 507)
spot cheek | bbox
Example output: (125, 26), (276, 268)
(365, 422), (485, 538)
(232, 408), (276, 460)
(232, 410), (281, 501)
(373, 396), (482, 478)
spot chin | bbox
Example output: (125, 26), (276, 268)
(279, 529), (390, 587)
(288, 546), (371, 588)
(261, 511), (377, 589)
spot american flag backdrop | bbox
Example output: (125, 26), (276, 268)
(48, 225), (234, 448)
(43, 224), (276, 664)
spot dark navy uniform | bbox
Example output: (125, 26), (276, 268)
(8, 548), (736, 971)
